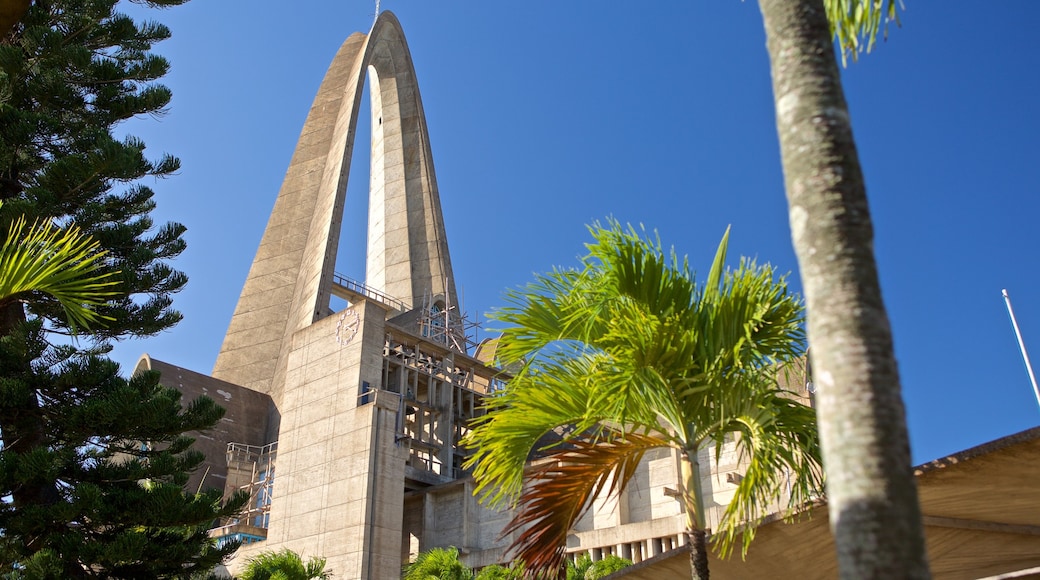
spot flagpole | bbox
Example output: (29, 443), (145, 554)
(1002, 289), (1040, 410)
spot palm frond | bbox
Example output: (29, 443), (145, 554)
(0, 210), (120, 331)
(240, 548), (331, 580)
(403, 546), (471, 580)
(704, 225), (730, 301)
(825, 0), (902, 64)
(465, 353), (609, 508)
(465, 345), (684, 510)
(493, 269), (604, 368)
(711, 391), (824, 557)
(585, 220), (699, 320)
(500, 432), (668, 577)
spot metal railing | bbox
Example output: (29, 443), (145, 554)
(332, 273), (410, 312)
(226, 441), (277, 465)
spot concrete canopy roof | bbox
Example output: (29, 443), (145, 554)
(611, 426), (1040, 580)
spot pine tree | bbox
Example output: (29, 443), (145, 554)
(0, 0), (246, 577)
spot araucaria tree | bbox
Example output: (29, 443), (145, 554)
(465, 222), (824, 580)
(757, 1), (931, 577)
(0, 0), (246, 577)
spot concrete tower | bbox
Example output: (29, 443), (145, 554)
(195, 11), (503, 578)
(212, 11), (456, 407)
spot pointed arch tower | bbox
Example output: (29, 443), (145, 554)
(208, 13), (504, 578)
(213, 11), (457, 407)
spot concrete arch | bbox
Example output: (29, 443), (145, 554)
(212, 11), (456, 401)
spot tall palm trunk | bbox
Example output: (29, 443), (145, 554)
(757, 0), (930, 577)
(680, 448), (709, 580)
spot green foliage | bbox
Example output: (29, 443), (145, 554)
(465, 221), (824, 576)
(472, 566), (507, 580)
(565, 555), (593, 580)
(563, 555), (631, 580)
(401, 549), (528, 580)
(0, 345), (235, 572)
(585, 555), (631, 579)
(0, 324), (248, 578)
(0, 0), (189, 340)
(0, 203), (118, 332)
(0, 0), (245, 577)
(402, 547), (472, 580)
(473, 563), (524, 580)
(824, 0), (901, 64)
(239, 549), (331, 580)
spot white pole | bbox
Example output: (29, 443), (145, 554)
(1002, 289), (1040, 410)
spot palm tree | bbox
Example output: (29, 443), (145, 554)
(757, 1), (931, 577)
(0, 204), (118, 332)
(239, 548), (331, 580)
(464, 222), (824, 580)
(402, 546), (472, 580)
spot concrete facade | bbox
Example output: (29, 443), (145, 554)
(211, 11), (455, 408)
(142, 11), (816, 579)
(190, 12), (497, 577)
(132, 355), (273, 495)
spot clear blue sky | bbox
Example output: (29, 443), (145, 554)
(112, 1), (1040, 465)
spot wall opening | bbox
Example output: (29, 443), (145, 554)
(333, 68), (374, 291)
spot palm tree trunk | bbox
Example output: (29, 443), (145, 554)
(756, 0), (930, 578)
(680, 448), (709, 580)
(686, 529), (709, 580)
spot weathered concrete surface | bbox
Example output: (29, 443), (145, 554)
(213, 11), (456, 409)
(211, 12), (460, 579)
(133, 355), (272, 494)
(257, 300), (409, 579)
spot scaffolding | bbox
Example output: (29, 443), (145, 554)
(379, 333), (500, 484)
(417, 288), (480, 354)
(209, 442), (277, 547)
(329, 270), (481, 355)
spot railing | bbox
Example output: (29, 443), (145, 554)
(226, 441), (277, 465)
(209, 524), (267, 549)
(332, 273), (411, 312)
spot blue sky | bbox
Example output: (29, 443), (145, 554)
(112, 1), (1040, 465)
